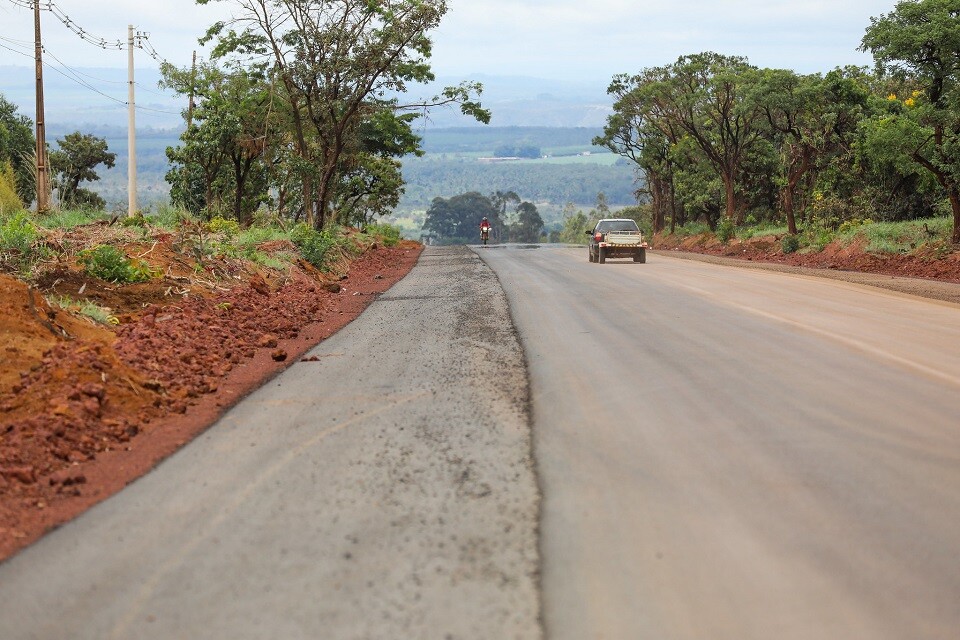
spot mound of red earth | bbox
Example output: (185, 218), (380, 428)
(0, 240), (422, 561)
(654, 232), (960, 284)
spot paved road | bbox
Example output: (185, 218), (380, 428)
(0, 247), (540, 640)
(479, 245), (960, 640)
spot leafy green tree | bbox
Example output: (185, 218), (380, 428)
(640, 53), (764, 223)
(511, 201), (544, 242)
(49, 132), (116, 210)
(422, 191), (497, 242)
(558, 207), (589, 244)
(861, 0), (960, 242)
(200, 0), (490, 229)
(752, 67), (873, 233)
(489, 190), (518, 242)
(0, 94), (35, 205)
(163, 62), (274, 223)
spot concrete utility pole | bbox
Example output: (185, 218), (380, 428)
(127, 24), (137, 217)
(187, 50), (196, 129)
(33, 1), (50, 213)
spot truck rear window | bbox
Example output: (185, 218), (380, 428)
(598, 220), (639, 232)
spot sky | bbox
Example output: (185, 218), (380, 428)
(0, 0), (899, 79)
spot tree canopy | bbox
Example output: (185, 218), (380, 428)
(597, 6), (960, 244)
(173, 0), (489, 228)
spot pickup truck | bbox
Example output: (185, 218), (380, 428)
(585, 218), (648, 264)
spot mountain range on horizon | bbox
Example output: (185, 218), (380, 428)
(0, 65), (615, 131)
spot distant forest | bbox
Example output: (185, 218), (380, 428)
(63, 126), (639, 211)
(400, 158), (637, 207)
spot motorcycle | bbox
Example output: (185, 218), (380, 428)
(480, 226), (490, 245)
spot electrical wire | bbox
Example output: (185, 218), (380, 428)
(3, 0), (180, 116)
(0, 40), (33, 59)
(4, 1), (169, 63)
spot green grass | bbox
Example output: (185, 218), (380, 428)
(38, 209), (110, 229)
(838, 217), (952, 253)
(738, 223), (790, 239)
(48, 295), (117, 325)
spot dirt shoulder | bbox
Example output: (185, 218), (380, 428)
(656, 249), (960, 305)
(0, 236), (422, 562)
(653, 232), (960, 305)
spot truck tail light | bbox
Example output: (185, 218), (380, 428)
(594, 232), (603, 242)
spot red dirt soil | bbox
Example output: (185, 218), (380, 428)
(0, 238), (422, 562)
(654, 232), (960, 284)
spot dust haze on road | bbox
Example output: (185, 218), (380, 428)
(0, 246), (542, 640)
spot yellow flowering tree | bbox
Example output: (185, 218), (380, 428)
(861, 0), (960, 243)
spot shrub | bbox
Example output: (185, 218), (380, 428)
(365, 223), (402, 247)
(290, 224), (339, 269)
(208, 216), (241, 237)
(0, 161), (22, 214)
(120, 213), (150, 228)
(781, 235), (801, 254)
(78, 245), (157, 283)
(0, 211), (44, 270)
(716, 218), (735, 244)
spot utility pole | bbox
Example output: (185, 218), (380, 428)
(187, 50), (196, 129)
(33, 1), (50, 213)
(127, 24), (137, 217)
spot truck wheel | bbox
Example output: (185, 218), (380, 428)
(633, 248), (646, 263)
(598, 247), (606, 264)
(588, 249), (594, 262)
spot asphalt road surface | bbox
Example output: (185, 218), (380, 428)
(0, 247), (540, 640)
(3, 243), (960, 640)
(478, 245), (960, 640)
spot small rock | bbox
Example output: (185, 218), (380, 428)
(258, 334), (279, 348)
(49, 468), (87, 487)
(250, 275), (271, 295)
(323, 282), (342, 294)
(271, 349), (288, 362)
(1, 466), (37, 485)
(80, 383), (106, 400)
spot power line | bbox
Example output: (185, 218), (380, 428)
(0, 40), (33, 59)
(7, 0), (124, 50)
(5, 1), (169, 63)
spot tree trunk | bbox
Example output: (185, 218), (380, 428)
(723, 171), (736, 221)
(950, 188), (960, 244)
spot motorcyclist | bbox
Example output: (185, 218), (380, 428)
(479, 216), (492, 245)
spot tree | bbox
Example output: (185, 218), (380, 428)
(49, 132), (115, 210)
(422, 191), (497, 242)
(640, 53), (764, 223)
(200, 0), (489, 228)
(489, 190), (519, 242)
(163, 62), (276, 223)
(557, 206), (588, 244)
(511, 201), (544, 242)
(0, 94), (35, 206)
(861, 0), (960, 243)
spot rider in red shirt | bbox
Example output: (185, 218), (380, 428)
(479, 217), (492, 244)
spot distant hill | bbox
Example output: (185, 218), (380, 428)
(1, 66), (627, 210)
(1, 66), (613, 130)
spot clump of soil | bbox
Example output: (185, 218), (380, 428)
(0, 231), (422, 561)
(654, 232), (960, 284)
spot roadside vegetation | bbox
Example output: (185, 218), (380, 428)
(595, 0), (960, 252)
(0, 204), (403, 302)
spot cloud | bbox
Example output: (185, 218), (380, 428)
(0, 0), (892, 79)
